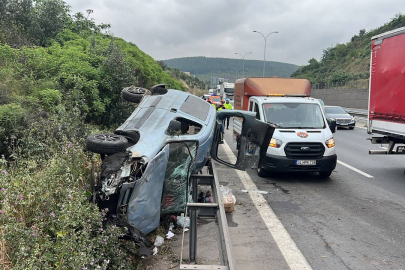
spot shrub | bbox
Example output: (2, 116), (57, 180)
(33, 88), (62, 112)
(0, 145), (137, 270)
(0, 104), (26, 131)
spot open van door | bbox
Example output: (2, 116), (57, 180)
(211, 110), (275, 170)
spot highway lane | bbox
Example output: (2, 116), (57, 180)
(221, 122), (405, 269)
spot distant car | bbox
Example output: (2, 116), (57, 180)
(203, 94), (211, 100)
(207, 95), (221, 105)
(324, 106), (355, 129)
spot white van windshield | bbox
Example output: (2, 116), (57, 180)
(263, 103), (325, 129)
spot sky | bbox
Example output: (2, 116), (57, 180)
(65, 0), (405, 66)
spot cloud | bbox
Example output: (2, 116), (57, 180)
(65, 0), (405, 65)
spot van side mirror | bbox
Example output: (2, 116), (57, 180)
(210, 110), (275, 170)
(327, 118), (336, 133)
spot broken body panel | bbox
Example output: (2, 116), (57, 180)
(92, 87), (273, 235)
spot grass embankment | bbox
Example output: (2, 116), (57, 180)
(0, 1), (187, 268)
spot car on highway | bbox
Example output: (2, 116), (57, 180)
(85, 84), (274, 237)
(207, 95), (222, 105)
(324, 106), (355, 129)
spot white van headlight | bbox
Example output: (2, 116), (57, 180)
(325, 138), (335, 148)
(269, 138), (283, 148)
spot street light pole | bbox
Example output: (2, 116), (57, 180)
(235, 52), (251, 78)
(253, 30), (278, 77)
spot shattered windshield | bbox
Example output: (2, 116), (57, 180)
(161, 141), (197, 215)
(263, 103), (325, 129)
(224, 87), (234, 93)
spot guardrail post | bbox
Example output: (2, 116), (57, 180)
(189, 176), (198, 262)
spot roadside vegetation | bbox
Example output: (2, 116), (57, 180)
(291, 14), (405, 88)
(156, 60), (209, 95)
(0, 0), (186, 269)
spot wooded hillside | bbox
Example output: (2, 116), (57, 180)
(164, 56), (300, 82)
(0, 1), (185, 269)
(291, 14), (405, 88)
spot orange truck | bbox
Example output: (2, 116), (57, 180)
(234, 77), (311, 111)
(233, 77), (337, 178)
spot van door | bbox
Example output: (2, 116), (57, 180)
(253, 102), (261, 121)
(211, 110), (274, 170)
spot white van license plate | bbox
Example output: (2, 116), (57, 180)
(296, 160), (316, 165)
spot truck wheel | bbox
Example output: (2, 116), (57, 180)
(319, 171), (333, 178)
(257, 166), (268, 177)
(122, 86), (146, 103)
(86, 133), (128, 155)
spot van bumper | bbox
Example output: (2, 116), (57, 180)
(261, 154), (337, 173)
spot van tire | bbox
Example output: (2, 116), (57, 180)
(257, 166), (268, 177)
(319, 171), (333, 178)
(86, 133), (128, 155)
(122, 87), (146, 103)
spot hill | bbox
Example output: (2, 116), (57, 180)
(0, 1), (186, 269)
(291, 14), (405, 88)
(163, 56), (300, 82)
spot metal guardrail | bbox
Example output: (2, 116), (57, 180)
(179, 160), (236, 270)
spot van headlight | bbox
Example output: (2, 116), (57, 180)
(269, 138), (283, 148)
(325, 138), (335, 148)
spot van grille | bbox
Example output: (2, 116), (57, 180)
(284, 143), (325, 159)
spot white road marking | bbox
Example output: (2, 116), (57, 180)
(240, 189), (269, 194)
(337, 160), (374, 178)
(221, 141), (312, 270)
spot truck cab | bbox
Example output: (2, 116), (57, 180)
(244, 95), (336, 177)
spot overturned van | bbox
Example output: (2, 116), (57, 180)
(86, 84), (274, 236)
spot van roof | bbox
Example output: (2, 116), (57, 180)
(251, 96), (320, 104)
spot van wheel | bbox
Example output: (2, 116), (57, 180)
(319, 171), (333, 178)
(86, 133), (128, 155)
(257, 166), (268, 177)
(122, 86), (146, 103)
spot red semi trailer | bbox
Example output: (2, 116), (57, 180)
(368, 26), (405, 158)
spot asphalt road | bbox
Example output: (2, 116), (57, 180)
(219, 122), (405, 270)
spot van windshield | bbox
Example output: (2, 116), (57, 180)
(263, 103), (325, 129)
(224, 87), (234, 93)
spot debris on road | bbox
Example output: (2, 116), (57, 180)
(220, 185), (236, 213)
(177, 215), (190, 228)
(166, 231), (175, 239)
(166, 223), (175, 239)
(154, 236), (164, 247)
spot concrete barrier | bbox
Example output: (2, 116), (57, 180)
(311, 88), (368, 109)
